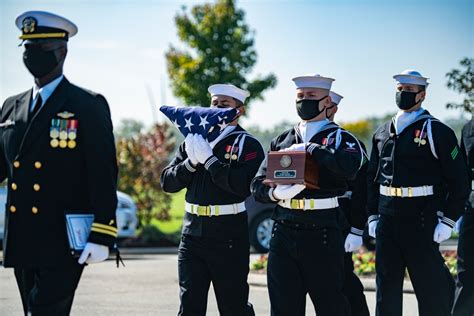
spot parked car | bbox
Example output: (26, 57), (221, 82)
(246, 196), (275, 253)
(0, 190), (138, 243)
(115, 191), (139, 239)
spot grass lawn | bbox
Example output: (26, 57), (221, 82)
(152, 190), (185, 235)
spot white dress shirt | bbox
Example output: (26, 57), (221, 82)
(394, 107), (425, 135)
(298, 119), (331, 143)
(31, 75), (64, 112)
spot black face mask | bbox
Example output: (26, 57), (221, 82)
(325, 104), (336, 119)
(396, 91), (422, 110)
(296, 96), (327, 120)
(23, 46), (60, 78)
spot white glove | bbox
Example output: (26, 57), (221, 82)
(433, 222), (453, 243)
(368, 220), (378, 238)
(184, 134), (198, 165)
(193, 134), (213, 164)
(281, 143), (306, 152)
(271, 184), (306, 200)
(344, 233), (363, 252)
(78, 242), (109, 265)
(455, 216), (463, 234)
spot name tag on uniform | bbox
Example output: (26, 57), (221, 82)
(65, 213), (94, 256)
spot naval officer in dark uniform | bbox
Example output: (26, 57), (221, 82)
(327, 91), (370, 316)
(367, 69), (469, 316)
(0, 11), (118, 316)
(160, 84), (264, 316)
(251, 74), (364, 316)
(452, 118), (474, 316)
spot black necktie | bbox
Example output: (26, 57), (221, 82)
(29, 94), (42, 122)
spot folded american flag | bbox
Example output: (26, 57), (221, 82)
(159, 105), (238, 142)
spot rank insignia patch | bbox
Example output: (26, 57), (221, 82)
(451, 146), (459, 160)
(245, 151), (257, 161)
(343, 141), (359, 152)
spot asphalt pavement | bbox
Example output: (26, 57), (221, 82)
(0, 253), (420, 315)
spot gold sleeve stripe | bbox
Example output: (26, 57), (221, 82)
(91, 227), (118, 237)
(92, 222), (118, 232)
(19, 33), (67, 40)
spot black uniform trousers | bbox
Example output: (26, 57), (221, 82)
(341, 229), (370, 316)
(338, 197), (370, 316)
(13, 258), (84, 316)
(376, 213), (455, 316)
(452, 211), (474, 316)
(177, 233), (254, 316)
(267, 220), (350, 316)
(297, 230), (370, 316)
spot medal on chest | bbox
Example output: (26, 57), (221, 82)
(414, 129), (427, 146)
(224, 145), (239, 161)
(321, 137), (335, 146)
(50, 115), (79, 149)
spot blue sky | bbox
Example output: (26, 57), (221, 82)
(1, 0), (472, 129)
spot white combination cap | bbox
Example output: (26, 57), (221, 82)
(208, 84), (250, 103)
(292, 74), (335, 90)
(393, 69), (429, 86)
(15, 11), (78, 41)
(329, 91), (343, 105)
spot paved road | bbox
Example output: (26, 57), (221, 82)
(0, 254), (418, 315)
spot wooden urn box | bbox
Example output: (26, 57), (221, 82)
(263, 151), (320, 189)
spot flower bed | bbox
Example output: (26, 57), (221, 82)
(251, 250), (458, 277)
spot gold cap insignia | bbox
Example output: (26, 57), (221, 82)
(57, 111), (75, 119)
(22, 17), (37, 34)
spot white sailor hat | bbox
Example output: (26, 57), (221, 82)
(329, 91), (343, 105)
(292, 74), (335, 90)
(208, 84), (250, 103)
(393, 69), (429, 86)
(15, 11), (78, 41)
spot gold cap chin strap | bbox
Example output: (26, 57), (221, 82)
(19, 32), (66, 40)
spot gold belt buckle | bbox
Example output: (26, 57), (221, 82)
(396, 187), (402, 197)
(299, 199), (305, 210)
(197, 205), (211, 216)
(389, 186), (397, 196)
(290, 199), (305, 210)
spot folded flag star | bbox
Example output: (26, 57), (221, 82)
(160, 105), (238, 142)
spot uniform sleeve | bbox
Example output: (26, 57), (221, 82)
(348, 144), (369, 231)
(160, 141), (197, 193)
(0, 100), (9, 183)
(251, 139), (277, 204)
(432, 122), (470, 226)
(204, 137), (265, 199)
(461, 122), (473, 211)
(83, 95), (119, 247)
(366, 134), (380, 222)
(306, 131), (361, 179)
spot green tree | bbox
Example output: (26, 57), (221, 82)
(340, 119), (374, 147)
(115, 118), (144, 140)
(246, 121), (295, 151)
(117, 123), (175, 226)
(446, 57), (473, 114)
(166, 0), (276, 108)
